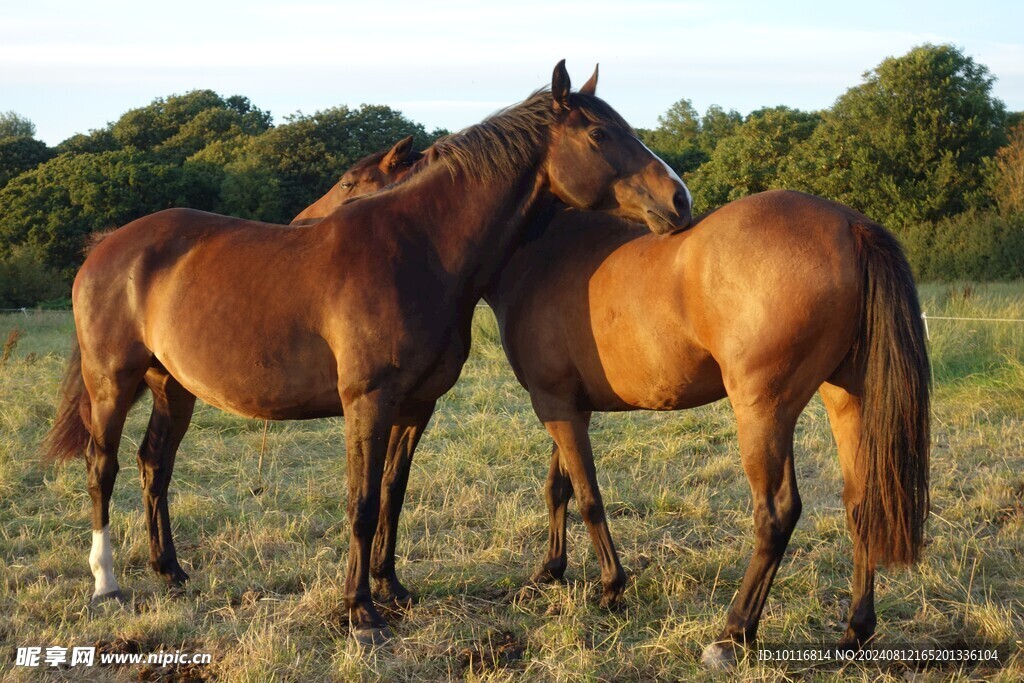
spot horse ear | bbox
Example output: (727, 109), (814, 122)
(380, 135), (415, 170)
(552, 59), (572, 113)
(579, 64), (598, 95)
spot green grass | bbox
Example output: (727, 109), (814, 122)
(1, 282), (1023, 681)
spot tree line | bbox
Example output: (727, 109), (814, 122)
(1, 43), (1022, 307)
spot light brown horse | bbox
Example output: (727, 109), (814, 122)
(287, 147), (929, 666)
(42, 61), (691, 646)
(487, 195), (929, 666)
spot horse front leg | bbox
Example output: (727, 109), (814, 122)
(341, 388), (398, 647)
(371, 401), (436, 607)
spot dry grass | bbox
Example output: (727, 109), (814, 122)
(1, 282), (1022, 681)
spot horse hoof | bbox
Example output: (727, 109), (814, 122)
(598, 590), (623, 609)
(598, 578), (627, 609)
(530, 565), (565, 584)
(165, 570), (190, 589)
(352, 626), (394, 649)
(836, 635), (869, 652)
(376, 590), (415, 610)
(373, 580), (415, 609)
(90, 589), (128, 608)
(701, 642), (738, 669)
(167, 583), (188, 599)
(389, 592), (415, 610)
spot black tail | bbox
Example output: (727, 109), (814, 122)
(851, 221), (931, 567)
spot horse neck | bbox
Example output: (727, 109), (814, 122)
(388, 160), (549, 295)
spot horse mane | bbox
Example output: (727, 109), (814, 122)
(429, 89), (635, 182)
(340, 89), (634, 206)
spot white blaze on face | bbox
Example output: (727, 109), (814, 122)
(90, 525), (119, 597)
(637, 137), (692, 209)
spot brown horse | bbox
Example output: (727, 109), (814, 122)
(286, 147), (929, 666)
(42, 61), (692, 646)
(486, 194), (929, 666)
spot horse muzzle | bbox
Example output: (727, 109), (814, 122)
(645, 194), (692, 235)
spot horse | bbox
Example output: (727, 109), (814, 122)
(487, 195), (930, 667)
(41, 61), (692, 646)
(287, 145), (929, 667)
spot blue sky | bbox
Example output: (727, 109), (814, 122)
(3, 0), (1022, 145)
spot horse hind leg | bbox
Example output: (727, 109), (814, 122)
(137, 367), (196, 590)
(819, 381), (876, 647)
(82, 361), (149, 606)
(703, 404), (802, 668)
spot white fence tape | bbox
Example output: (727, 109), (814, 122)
(920, 312), (1024, 341)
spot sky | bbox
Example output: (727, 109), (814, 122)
(3, 0), (1023, 146)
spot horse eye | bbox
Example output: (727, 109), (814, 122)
(589, 128), (606, 142)
(340, 181), (355, 189)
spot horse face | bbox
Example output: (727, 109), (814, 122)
(545, 62), (692, 235)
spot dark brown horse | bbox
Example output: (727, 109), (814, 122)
(285, 146), (929, 667)
(42, 61), (691, 646)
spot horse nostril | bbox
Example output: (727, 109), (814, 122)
(672, 189), (690, 216)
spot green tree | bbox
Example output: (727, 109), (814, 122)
(697, 105), (743, 155)
(0, 150), (190, 277)
(56, 129), (120, 155)
(640, 99), (708, 174)
(783, 44), (1007, 227)
(688, 106), (820, 212)
(905, 210), (1024, 280)
(0, 111), (36, 138)
(0, 136), (54, 188)
(985, 122), (1024, 216)
(110, 90), (272, 156)
(0, 246), (66, 308)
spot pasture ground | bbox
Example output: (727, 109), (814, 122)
(1, 282), (1023, 681)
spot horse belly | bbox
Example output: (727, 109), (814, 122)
(577, 272), (725, 411)
(585, 337), (725, 411)
(151, 322), (341, 420)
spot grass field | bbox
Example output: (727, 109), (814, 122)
(1, 282), (1023, 681)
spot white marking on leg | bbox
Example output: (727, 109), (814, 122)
(90, 525), (120, 597)
(637, 137), (692, 207)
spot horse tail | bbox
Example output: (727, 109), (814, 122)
(41, 333), (93, 464)
(850, 221), (931, 567)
